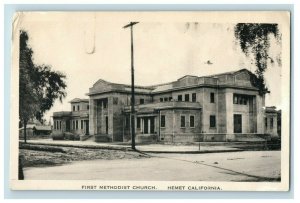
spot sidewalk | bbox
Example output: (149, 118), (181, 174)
(22, 139), (243, 153)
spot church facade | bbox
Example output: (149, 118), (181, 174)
(84, 69), (278, 143)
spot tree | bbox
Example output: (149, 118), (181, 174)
(19, 30), (67, 143)
(234, 23), (281, 95)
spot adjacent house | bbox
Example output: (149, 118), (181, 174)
(53, 69), (279, 143)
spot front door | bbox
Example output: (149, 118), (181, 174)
(234, 114), (242, 133)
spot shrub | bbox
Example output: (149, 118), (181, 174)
(51, 133), (64, 140)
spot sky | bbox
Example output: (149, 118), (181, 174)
(17, 12), (283, 123)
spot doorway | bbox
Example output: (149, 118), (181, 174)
(234, 114), (242, 133)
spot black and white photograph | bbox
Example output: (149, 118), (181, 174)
(10, 11), (290, 191)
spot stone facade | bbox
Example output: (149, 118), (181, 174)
(53, 69), (279, 142)
(52, 98), (90, 136)
(84, 69), (279, 143)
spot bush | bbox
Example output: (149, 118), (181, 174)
(64, 132), (75, 140)
(52, 133), (64, 140)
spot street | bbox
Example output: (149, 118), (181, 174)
(23, 151), (280, 182)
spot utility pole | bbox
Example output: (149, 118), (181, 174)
(123, 22), (139, 150)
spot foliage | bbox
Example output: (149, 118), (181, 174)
(19, 30), (67, 142)
(234, 23), (281, 95)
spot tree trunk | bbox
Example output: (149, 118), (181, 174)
(24, 121), (27, 143)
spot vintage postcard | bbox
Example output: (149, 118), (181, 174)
(10, 11), (290, 191)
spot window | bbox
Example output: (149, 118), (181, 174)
(77, 105), (80, 111)
(270, 118), (274, 128)
(54, 120), (56, 129)
(113, 97), (118, 105)
(59, 121), (62, 130)
(210, 115), (216, 128)
(73, 106), (75, 111)
(125, 116), (129, 129)
(103, 101), (107, 108)
(161, 115), (166, 128)
(140, 98), (144, 104)
(192, 93), (196, 102)
(178, 95), (182, 101)
(265, 117), (268, 128)
(87, 105), (89, 110)
(160, 98), (163, 102)
(185, 94), (190, 102)
(81, 120), (83, 129)
(233, 94), (248, 105)
(180, 116), (186, 128)
(76, 120), (78, 130)
(169, 97), (172, 101)
(73, 120), (75, 130)
(137, 117), (141, 129)
(190, 115), (195, 127)
(210, 93), (215, 103)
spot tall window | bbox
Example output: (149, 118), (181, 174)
(180, 115), (186, 128)
(140, 98), (144, 104)
(76, 120), (78, 130)
(161, 115), (166, 128)
(103, 101), (107, 108)
(59, 121), (62, 130)
(210, 115), (216, 128)
(160, 98), (163, 102)
(265, 117), (268, 128)
(185, 94), (190, 102)
(190, 115), (195, 127)
(192, 93), (196, 102)
(77, 105), (80, 111)
(81, 120), (83, 129)
(210, 93), (215, 103)
(73, 106), (75, 111)
(137, 117), (141, 129)
(178, 95), (182, 101)
(270, 118), (274, 128)
(73, 120), (75, 130)
(54, 120), (56, 129)
(87, 105), (89, 110)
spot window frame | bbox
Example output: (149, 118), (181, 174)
(160, 115), (166, 128)
(209, 115), (216, 128)
(210, 92), (215, 103)
(180, 115), (186, 128)
(189, 115), (195, 128)
(184, 94), (190, 102)
(178, 95), (182, 101)
(192, 93), (196, 102)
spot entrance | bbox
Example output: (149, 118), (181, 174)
(85, 120), (89, 135)
(142, 117), (155, 134)
(234, 114), (242, 133)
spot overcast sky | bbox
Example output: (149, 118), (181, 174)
(18, 13), (283, 123)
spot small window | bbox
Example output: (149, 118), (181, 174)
(233, 95), (238, 104)
(190, 115), (195, 128)
(137, 117), (141, 129)
(140, 98), (144, 104)
(73, 106), (75, 111)
(77, 105), (80, 111)
(210, 115), (216, 128)
(161, 115), (166, 128)
(178, 95), (182, 101)
(164, 97), (168, 102)
(160, 98), (163, 102)
(270, 118), (274, 128)
(185, 94), (190, 102)
(265, 117), (268, 128)
(81, 120), (83, 129)
(103, 101), (107, 108)
(180, 116), (186, 128)
(210, 93), (215, 103)
(192, 93), (196, 102)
